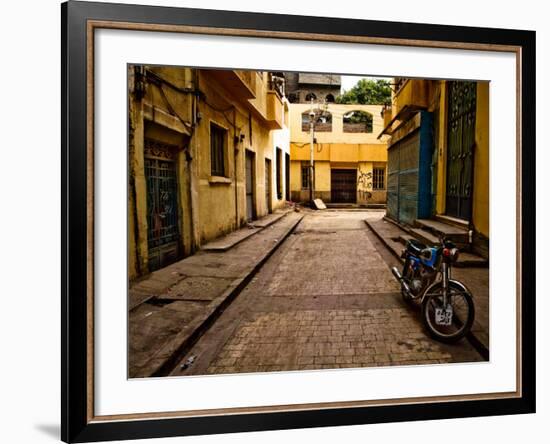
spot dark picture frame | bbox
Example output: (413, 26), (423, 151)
(62, 1), (536, 442)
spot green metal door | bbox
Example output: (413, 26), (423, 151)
(446, 81), (476, 221)
(431, 107), (440, 215)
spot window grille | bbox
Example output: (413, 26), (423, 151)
(373, 167), (385, 190)
(301, 162), (311, 189)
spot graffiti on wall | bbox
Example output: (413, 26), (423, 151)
(357, 168), (373, 202)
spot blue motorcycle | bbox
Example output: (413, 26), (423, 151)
(391, 238), (475, 343)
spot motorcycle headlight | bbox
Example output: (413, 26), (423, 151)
(443, 247), (460, 263)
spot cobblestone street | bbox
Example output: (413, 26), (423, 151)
(170, 210), (483, 376)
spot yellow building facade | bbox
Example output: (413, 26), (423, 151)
(289, 103), (389, 205)
(381, 79), (489, 257)
(128, 67), (289, 280)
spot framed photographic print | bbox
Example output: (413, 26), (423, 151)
(61, 0), (536, 442)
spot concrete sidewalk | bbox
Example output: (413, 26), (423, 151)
(365, 217), (489, 357)
(129, 211), (303, 378)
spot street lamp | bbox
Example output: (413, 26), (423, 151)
(309, 104), (316, 206)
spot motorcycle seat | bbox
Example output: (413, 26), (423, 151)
(407, 239), (428, 257)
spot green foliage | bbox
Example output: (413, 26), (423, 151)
(343, 111), (373, 132)
(336, 79), (391, 105)
(344, 111), (372, 124)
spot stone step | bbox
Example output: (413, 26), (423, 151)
(397, 234), (415, 245)
(364, 219), (407, 260)
(454, 251), (489, 268)
(409, 228), (440, 246)
(397, 225), (487, 268)
(415, 218), (469, 243)
(384, 237), (407, 259)
(434, 214), (470, 229)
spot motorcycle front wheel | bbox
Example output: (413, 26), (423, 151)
(421, 280), (475, 343)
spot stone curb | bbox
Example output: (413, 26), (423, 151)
(364, 219), (490, 361)
(129, 209), (294, 310)
(202, 210), (291, 252)
(134, 214), (304, 378)
(250, 209), (291, 228)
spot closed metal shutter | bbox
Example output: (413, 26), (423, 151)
(398, 131), (420, 224)
(387, 130), (420, 225)
(387, 147), (399, 220)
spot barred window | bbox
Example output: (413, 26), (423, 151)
(373, 167), (385, 190)
(210, 123), (226, 177)
(301, 162), (311, 189)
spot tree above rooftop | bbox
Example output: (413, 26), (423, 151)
(336, 79), (391, 105)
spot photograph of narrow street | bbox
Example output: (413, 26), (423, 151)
(127, 67), (489, 378)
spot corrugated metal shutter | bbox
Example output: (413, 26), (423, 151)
(398, 130), (420, 224)
(387, 130), (420, 225)
(387, 147), (399, 221)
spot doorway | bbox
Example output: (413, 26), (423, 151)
(446, 81), (476, 221)
(285, 152), (290, 201)
(245, 150), (256, 221)
(144, 138), (182, 272)
(265, 158), (272, 214)
(331, 169), (357, 203)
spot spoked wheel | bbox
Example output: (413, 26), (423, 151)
(422, 281), (475, 343)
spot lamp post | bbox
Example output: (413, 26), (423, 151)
(309, 101), (316, 206)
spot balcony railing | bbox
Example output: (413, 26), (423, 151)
(268, 73), (285, 98)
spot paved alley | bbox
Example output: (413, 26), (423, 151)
(170, 210), (483, 376)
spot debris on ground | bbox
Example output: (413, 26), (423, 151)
(313, 198), (327, 210)
(180, 355), (197, 371)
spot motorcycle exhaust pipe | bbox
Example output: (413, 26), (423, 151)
(391, 266), (411, 293)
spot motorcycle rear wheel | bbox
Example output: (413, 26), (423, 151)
(421, 281), (475, 343)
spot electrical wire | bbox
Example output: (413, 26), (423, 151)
(201, 98), (248, 134)
(157, 84), (194, 130)
(145, 67), (247, 134)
